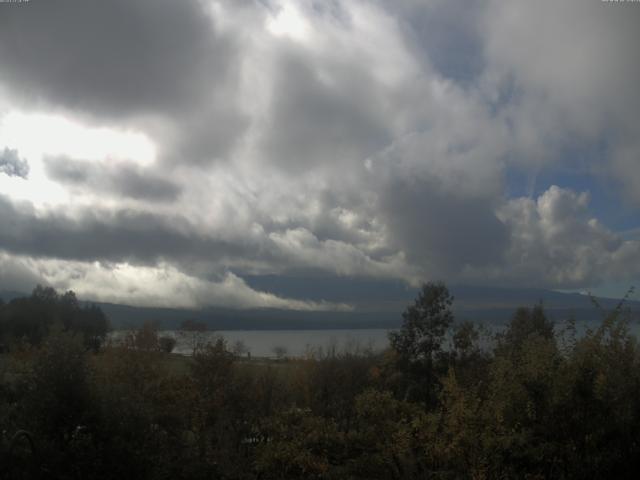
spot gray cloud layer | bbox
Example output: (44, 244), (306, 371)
(0, 193), (240, 265)
(0, 0), (249, 164)
(0, 0), (638, 306)
(0, 0), (224, 117)
(44, 156), (181, 202)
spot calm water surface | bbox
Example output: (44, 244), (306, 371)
(111, 319), (640, 358)
(112, 329), (391, 358)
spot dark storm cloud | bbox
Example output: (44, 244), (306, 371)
(44, 156), (182, 202)
(261, 51), (391, 172)
(0, 0), (249, 163)
(0, 0), (223, 117)
(379, 177), (509, 274)
(0, 148), (29, 178)
(243, 273), (415, 304)
(0, 194), (252, 265)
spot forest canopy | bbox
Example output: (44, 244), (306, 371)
(1, 283), (639, 479)
(0, 285), (109, 351)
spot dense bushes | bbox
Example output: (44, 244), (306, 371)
(1, 283), (640, 478)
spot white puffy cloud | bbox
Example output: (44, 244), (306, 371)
(489, 186), (640, 288)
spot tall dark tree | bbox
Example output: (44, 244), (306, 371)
(389, 282), (454, 404)
(502, 303), (554, 350)
(389, 282), (454, 364)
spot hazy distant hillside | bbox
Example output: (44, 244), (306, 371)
(2, 286), (638, 330)
(449, 285), (640, 325)
(0, 290), (27, 302)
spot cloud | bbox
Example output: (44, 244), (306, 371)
(488, 186), (640, 288)
(44, 155), (182, 202)
(267, 227), (415, 280)
(0, 252), (42, 292)
(377, 177), (508, 276)
(0, 0), (249, 164)
(0, 252), (351, 310)
(259, 50), (391, 173)
(378, 0), (487, 83)
(0, 147), (29, 178)
(0, 0), (638, 307)
(0, 0), (224, 118)
(480, 0), (640, 197)
(0, 193), (244, 265)
(0, 192), (414, 285)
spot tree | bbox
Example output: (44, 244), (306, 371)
(158, 336), (177, 353)
(31, 285), (59, 304)
(389, 282), (454, 364)
(388, 282), (455, 404)
(501, 303), (553, 351)
(59, 291), (109, 351)
(24, 330), (93, 451)
(272, 345), (288, 360)
(189, 337), (235, 462)
(232, 339), (249, 357)
(255, 408), (344, 479)
(132, 321), (160, 352)
(79, 304), (109, 352)
(179, 319), (209, 355)
(450, 320), (489, 387)
(0, 286), (109, 349)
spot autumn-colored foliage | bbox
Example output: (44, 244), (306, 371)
(1, 283), (640, 478)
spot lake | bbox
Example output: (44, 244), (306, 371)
(111, 329), (393, 358)
(110, 317), (640, 358)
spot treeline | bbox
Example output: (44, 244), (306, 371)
(0, 286), (109, 351)
(1, 283), (640, 479)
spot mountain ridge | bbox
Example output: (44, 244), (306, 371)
(2, 285), (638, 330)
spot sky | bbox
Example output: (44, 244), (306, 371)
(0, 0), (639, 310)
